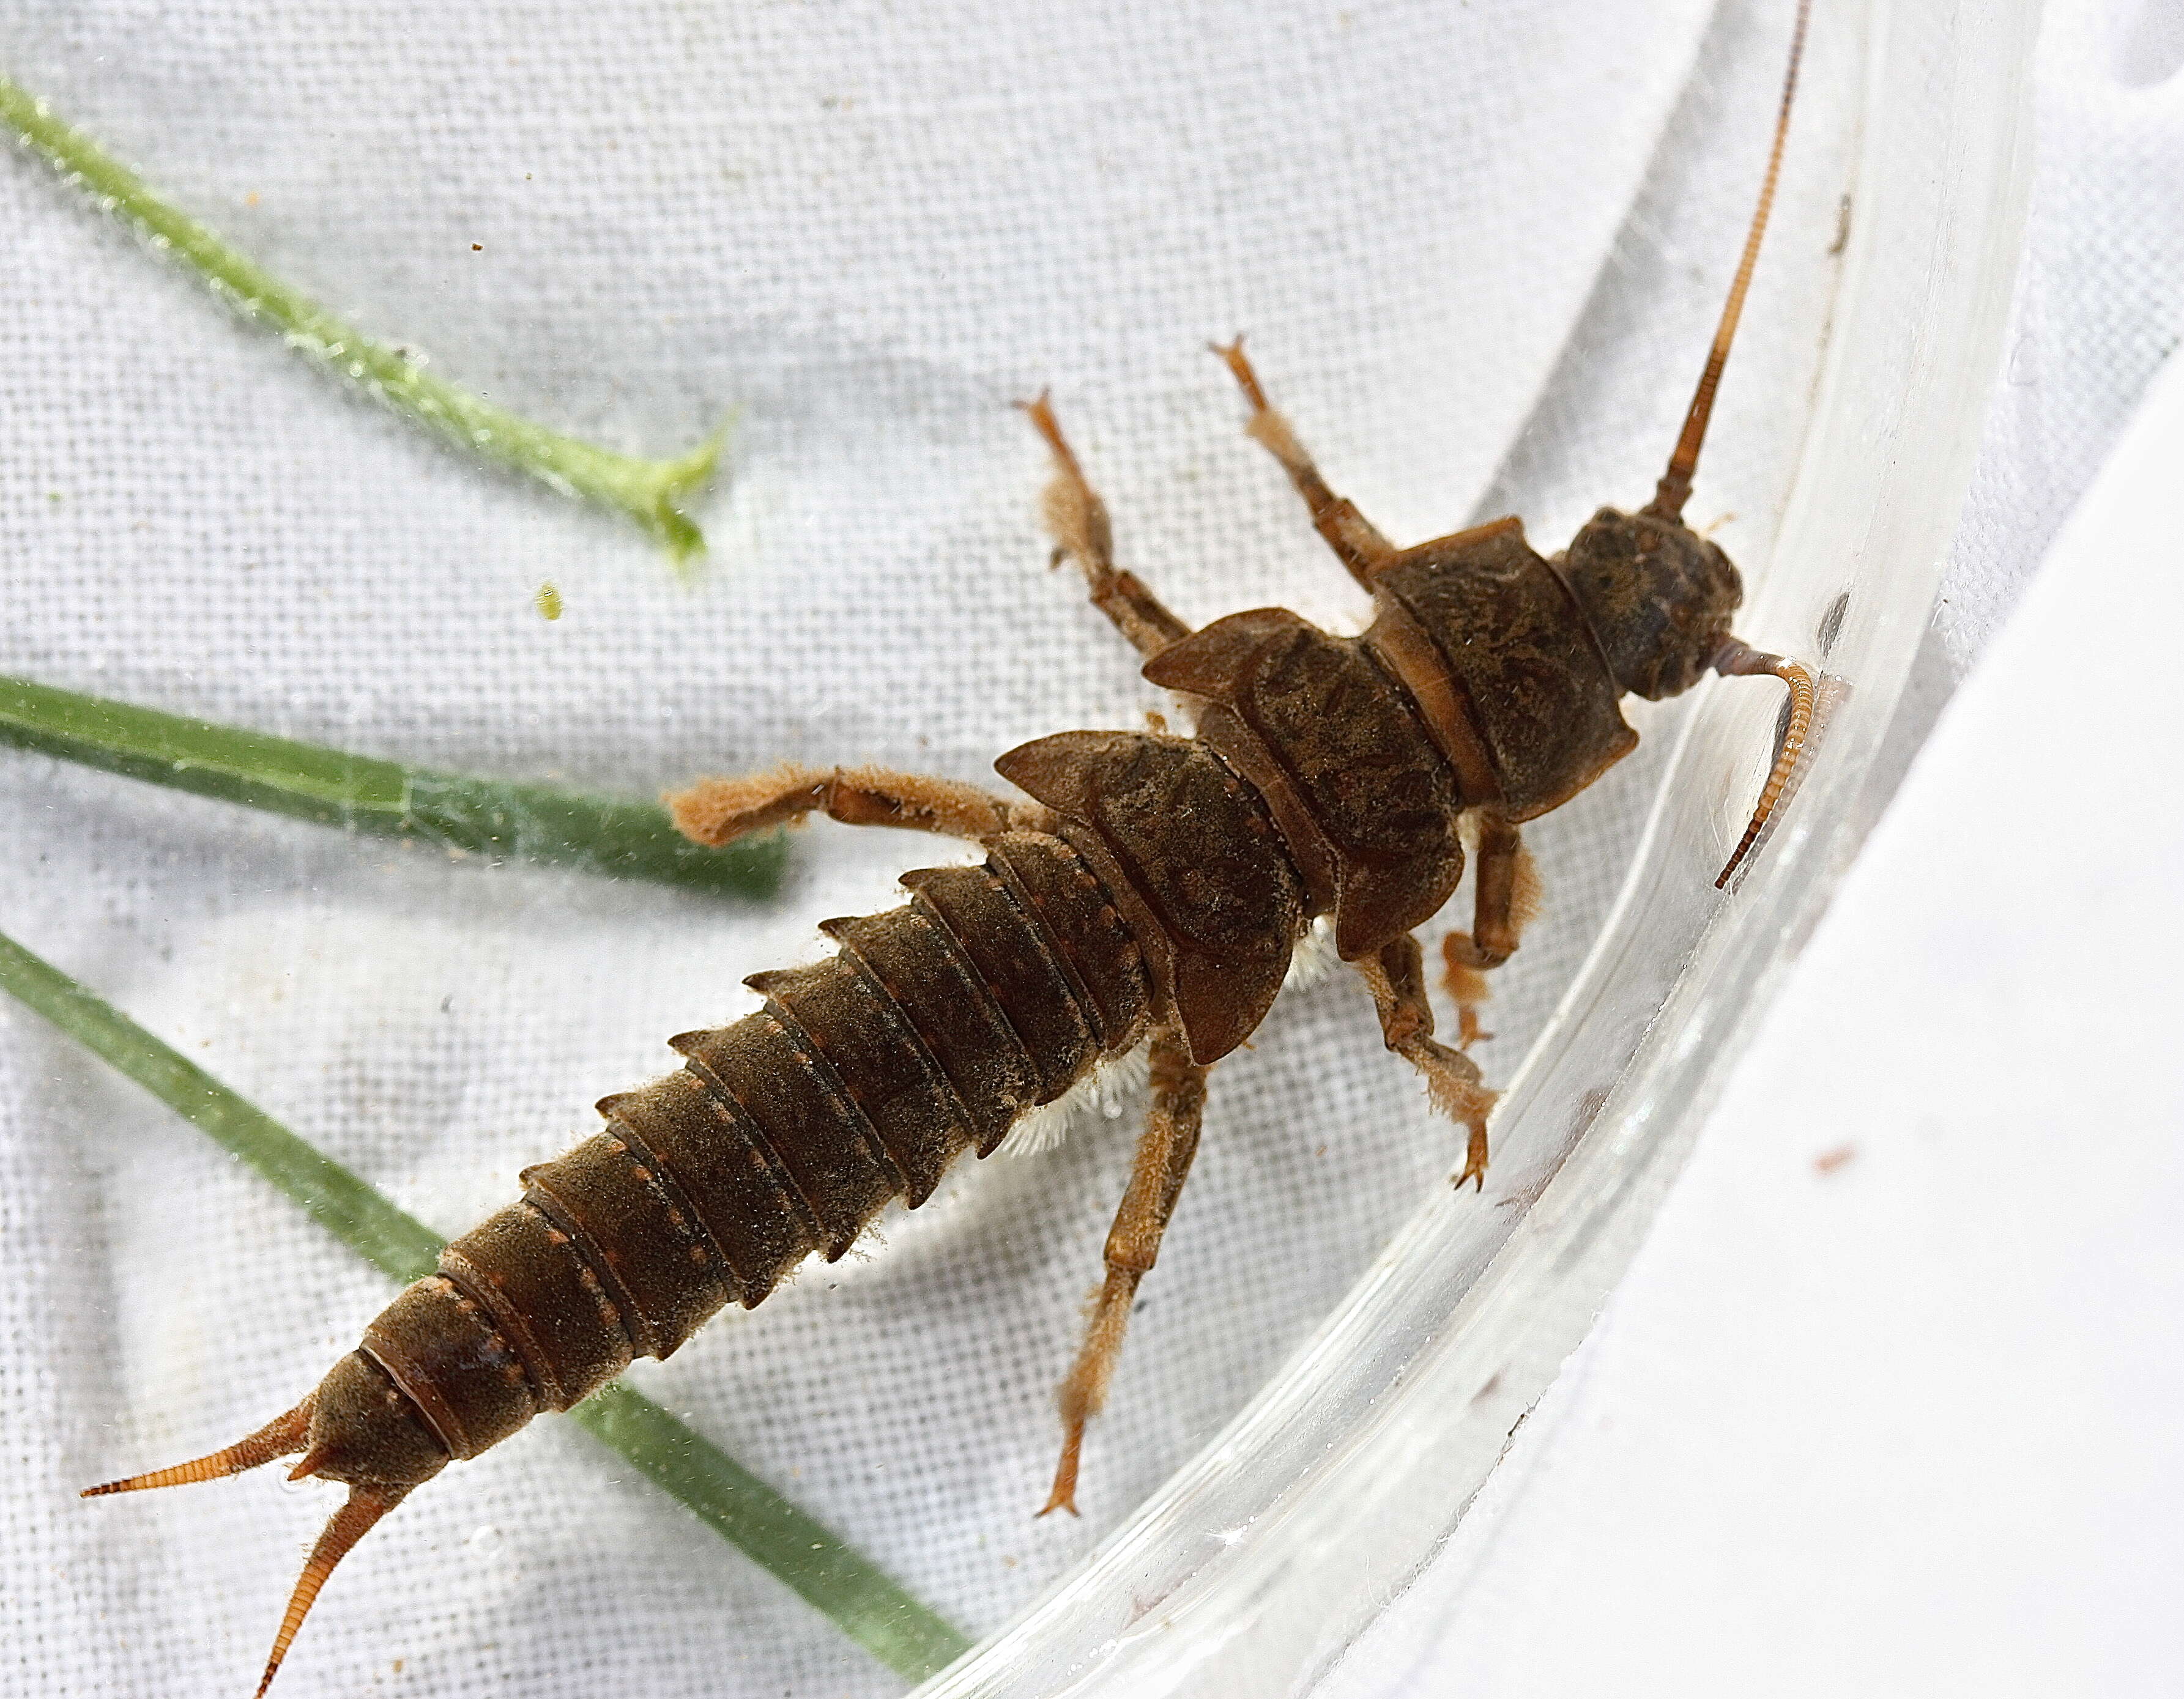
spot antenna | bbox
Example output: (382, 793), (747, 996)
(1712, 639), (1816, 887)
(1647, 0), (1811, 521)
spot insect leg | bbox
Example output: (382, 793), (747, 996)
(1040, 1025), (1208, 1517)
(1017, 392), (1192, 660)
(667, 763), (1025, 848)
(1357, 934), (1496, 1191)
(1209, 338), (1397, 588)
(1440, 810), (1540, 1048)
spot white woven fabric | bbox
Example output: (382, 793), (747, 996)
(0, 2), (2164, 1696)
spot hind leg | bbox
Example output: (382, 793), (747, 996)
(1041, 1026), (1209, 1516)
(1210, 338), (1397, 589)
(1019, 393), (1192, 661)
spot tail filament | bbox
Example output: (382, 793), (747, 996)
(255, 1489), (407, 1698)
(80, 1400), (313, 1498)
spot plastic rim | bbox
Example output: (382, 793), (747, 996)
(913, 1), (2037, 1692)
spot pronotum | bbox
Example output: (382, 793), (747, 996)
(72, 6), (1823, 1692)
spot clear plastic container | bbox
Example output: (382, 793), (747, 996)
(914, 0), (2035, 1692)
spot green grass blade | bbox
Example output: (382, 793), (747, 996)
(0, 929), (445, 1282)
(0, 926), (973, 1680)
(0, 76), (727, 566)
(0, 673), (786, 899)
(573, 1385), (975, 1678)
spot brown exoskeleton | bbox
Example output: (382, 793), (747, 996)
(85, 4), (1818, 1691)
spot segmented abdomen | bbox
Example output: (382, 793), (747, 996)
(357, 830), (1153, 1463)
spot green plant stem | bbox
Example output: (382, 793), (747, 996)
(0, 674), (785, 899)
(0, 926), (973, 1680)
(0, 76), (726, 566)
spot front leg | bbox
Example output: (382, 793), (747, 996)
(1356, 934), (1496, 1191)
(1441, 811), (1540, 1048)
(1019, 393), (1192, 661)
(1210, 338), (1398, 590)
(667, 763), (1026, 848)
(1041, 1026), (1209, 1517)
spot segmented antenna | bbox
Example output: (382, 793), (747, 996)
(1712, 640), (1815, 887)
(1648, 0), (1811, 520)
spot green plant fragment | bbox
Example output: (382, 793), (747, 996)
(0, 674), (786, 899)
(0, 76), (727, 566)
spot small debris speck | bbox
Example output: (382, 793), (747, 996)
(1813, 1143), (1857, 1174)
